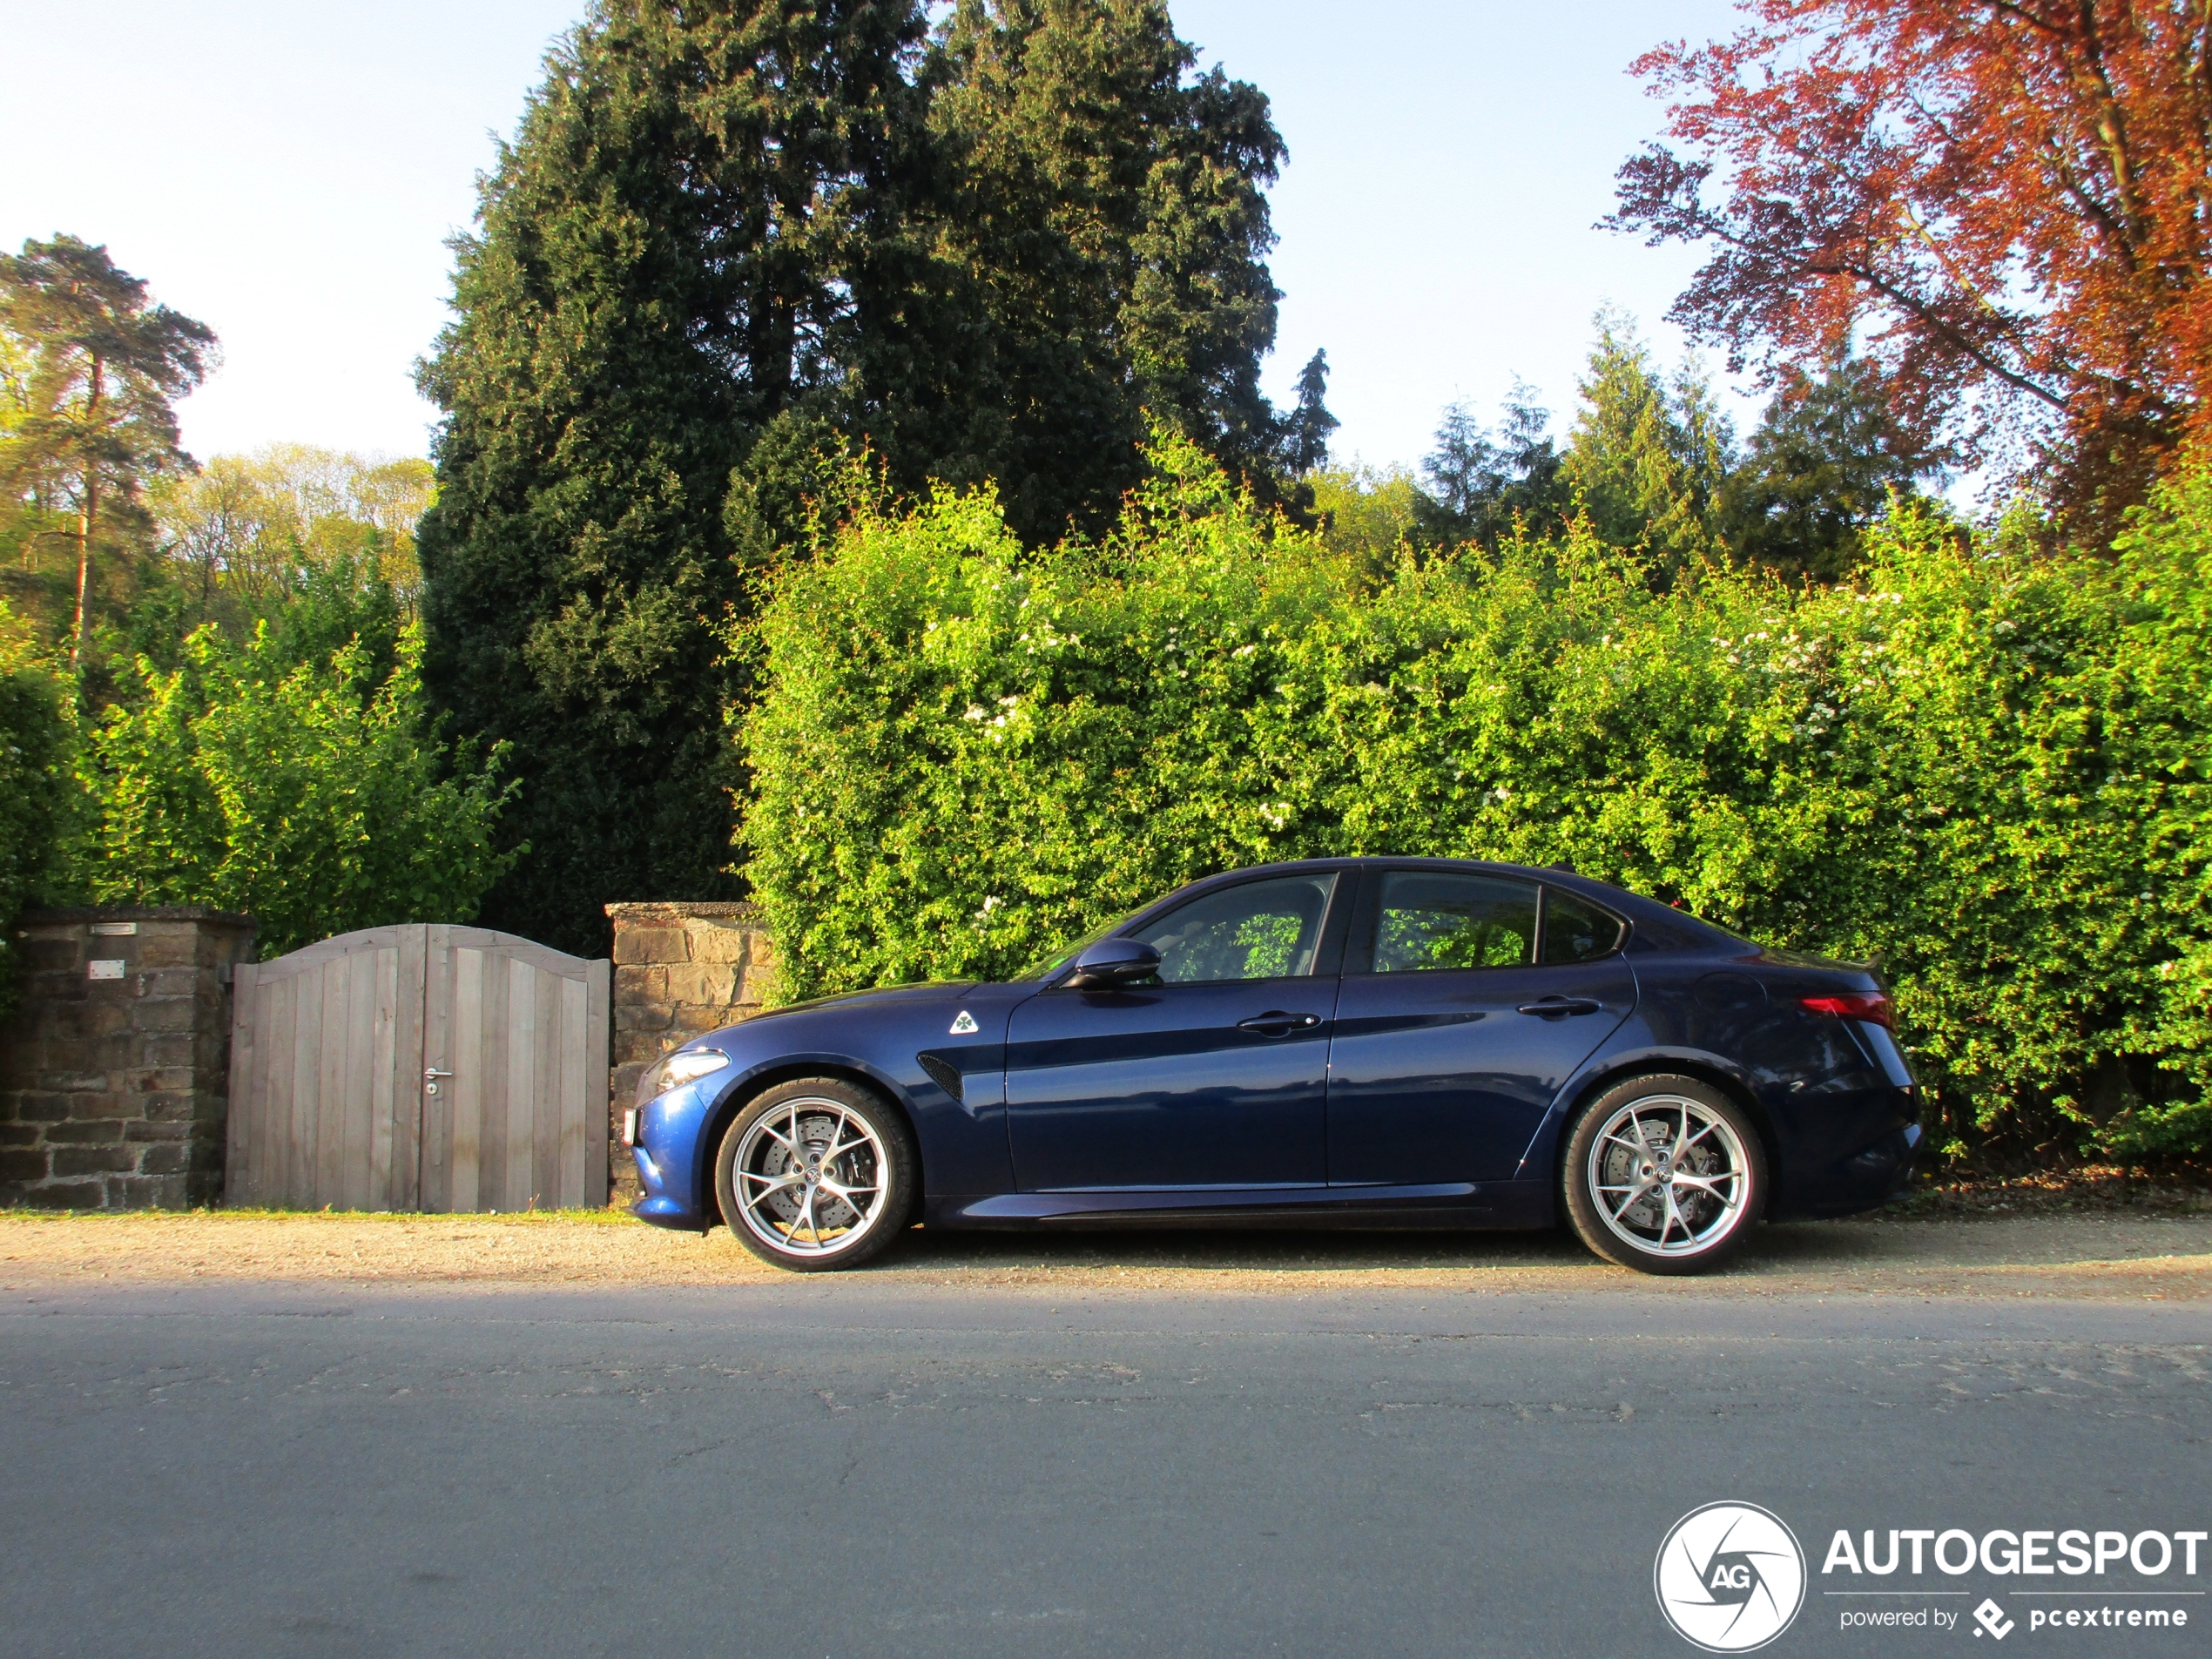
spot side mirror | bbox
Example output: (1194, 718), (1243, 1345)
(1063, 937), (1161, 990)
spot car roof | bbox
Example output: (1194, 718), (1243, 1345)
(1143, 855), (1742, 953)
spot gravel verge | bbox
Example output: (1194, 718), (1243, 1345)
(0, 1205), (2206, 1299)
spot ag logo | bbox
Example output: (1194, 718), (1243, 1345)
(1654, 1501), (1806, 1652)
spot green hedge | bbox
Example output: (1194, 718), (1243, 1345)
(739, 435), (2212, 1163)
(78, 621), (521, 957)
(0, 611), (74, 1015)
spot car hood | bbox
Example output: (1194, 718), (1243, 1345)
(713, 979), (981, 1031)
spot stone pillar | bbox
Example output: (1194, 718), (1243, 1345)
(604, 901), (777, 1200)
(0, 907), (257, 1210)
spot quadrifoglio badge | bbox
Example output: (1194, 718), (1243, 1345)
(1657, 1507), (2206, 1647)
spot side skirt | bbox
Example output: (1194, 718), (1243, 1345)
(927, 1180), (1554, 1231)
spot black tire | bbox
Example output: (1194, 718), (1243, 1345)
(713, 1077), (917, 1272)
(1561, 1073), (1766, 1275)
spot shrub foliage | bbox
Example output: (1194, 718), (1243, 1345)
(742, 437), (2212, 1163)
(0, 614), (75, 1012)
(78, 622), (520, 956)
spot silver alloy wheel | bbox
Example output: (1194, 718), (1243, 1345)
(1587, 1092), (1750, 1258)
(731, 1095), (888, 1258)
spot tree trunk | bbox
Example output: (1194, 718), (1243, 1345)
(71, 358), (104, 669)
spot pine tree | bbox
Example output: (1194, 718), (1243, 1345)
(1417, 379), (1568, 548)
(1559, 311), (1732, 574)
(1717, 356), (1939, 582)
(1278, 349), (1338, 476)
(0, 237), (214, 665)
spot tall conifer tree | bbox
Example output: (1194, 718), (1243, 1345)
(1560, 312), (1733, 574)
(416, 1), (931, 952)
(417, 0), (1296, 948)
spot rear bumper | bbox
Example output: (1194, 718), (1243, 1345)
(1782, 1117), (1923, 1220)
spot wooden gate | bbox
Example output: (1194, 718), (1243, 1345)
(225, 925), (610, 1212)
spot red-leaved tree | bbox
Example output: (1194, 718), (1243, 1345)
(1611, 0), (2212, 523)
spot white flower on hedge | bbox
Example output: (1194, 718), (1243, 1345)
(963, 704), (988, 721)
(975, 894), (1001, 920)
(1258, 802), (1292, 831)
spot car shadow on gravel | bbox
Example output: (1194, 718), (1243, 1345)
(846, 1208), (2212, 1281)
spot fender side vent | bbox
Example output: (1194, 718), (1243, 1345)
(916, 1052), (964, 1103)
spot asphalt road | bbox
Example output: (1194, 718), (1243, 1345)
(0, 1277), (2205, 1658)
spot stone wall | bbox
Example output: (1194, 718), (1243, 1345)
(1, 907), (257, 1209)
(604, 901), (776, 1199)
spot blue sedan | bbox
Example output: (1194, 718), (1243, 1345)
(625, 858), (1922, 1274)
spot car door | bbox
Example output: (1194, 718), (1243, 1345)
(1005, 872), (1347, 1191)
(1325, 869), (1635, 1185)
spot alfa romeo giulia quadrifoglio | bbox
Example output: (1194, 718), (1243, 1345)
(624, 858), (1921, 1274)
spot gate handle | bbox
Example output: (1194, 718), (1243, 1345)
(424, 1066), (454, 1096)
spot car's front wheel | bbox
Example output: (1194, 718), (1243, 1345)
(714, 1078), (916, 1271)
(1562, 1075), (1765, 1275)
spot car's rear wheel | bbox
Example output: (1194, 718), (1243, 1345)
(1562, 1075), (1764, 1275)
(714, 1078), (916, 1271)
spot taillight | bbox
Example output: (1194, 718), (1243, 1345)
(1801, 992), (1894, 1029)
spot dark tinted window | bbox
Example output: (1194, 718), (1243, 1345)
(1136, 874), (1337, 982)
(1369, 873), (1536, 972)
(1541, 888), (1625, 963)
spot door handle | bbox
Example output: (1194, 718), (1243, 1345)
(424, 1066), (454, 1096)
(1517, 997), (1602, 1018)
(1238, 1011), (1322, 1037)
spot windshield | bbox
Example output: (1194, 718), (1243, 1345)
(1008, 907), (1144, 981)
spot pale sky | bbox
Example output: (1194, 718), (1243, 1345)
(0, 0), (1750, 474)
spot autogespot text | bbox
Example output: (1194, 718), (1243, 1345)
(1824, 1527), (2202, 1639)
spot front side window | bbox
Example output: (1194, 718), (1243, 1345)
(1134, 874), (1338, 983)
(1370, 873), (1537, 972)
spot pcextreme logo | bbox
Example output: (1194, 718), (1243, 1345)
(1656, 1502), (1809, 1653)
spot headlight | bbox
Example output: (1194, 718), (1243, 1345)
(637, 1048), (730, 1106)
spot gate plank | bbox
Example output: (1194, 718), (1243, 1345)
(420, 926), (452, 1212)
(585, 959), (610, 1207)
(394, 924), (425, 1211)
(532, 966), (558, 1209)
(315, 954), (347, 1206)
(368, 945), (399, 1211)
(225, 962), (260, 1205)
(287, 968), (317, 1207)
(558, 972), (590, 1207)
(476, 946), (509, 1208)
(448, 945), (483, 1212)
(340, 951), (374, 1210)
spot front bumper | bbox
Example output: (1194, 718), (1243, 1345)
(626, 1078), (720, 1231)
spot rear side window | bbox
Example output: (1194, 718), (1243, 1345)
(1369, 873), (1537, 972)
(1541, 887), (1625, 963)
